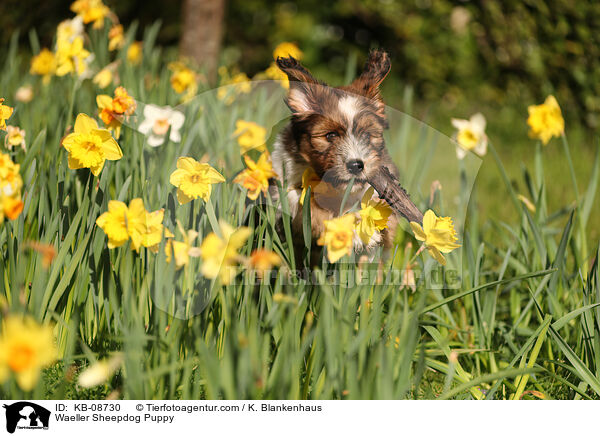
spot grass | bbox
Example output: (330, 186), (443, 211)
(1, 20), (600, 400)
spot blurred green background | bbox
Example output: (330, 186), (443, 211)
(1, 0), (599, 233)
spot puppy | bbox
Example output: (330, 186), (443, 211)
(271, 50), (400, 261)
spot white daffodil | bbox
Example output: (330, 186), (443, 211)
(77, 353), (124, 388)
(138, 104), (185, 147)
(451, 112), (488, 159)
(56, 16), (85, 44)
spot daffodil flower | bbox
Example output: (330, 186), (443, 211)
(55, 36), (91, 77)
(127, 42), (143, 65)
(95, 199), (146, 250)
(78, 353), (123, 388)
(138, 104), (185, 147)
(4, 126), (26, 151)
(56, 16), (84, 43)
(217, 69), (252, 104)
(273, 42), (303, 60)
(0, 98), (14, 131)
(62, 113), (123, 176)
(356, 187), (392, 245)
(169, 157), (225, 204)
(169, 62), (198, 95)
(410, 209), (461, 265)
(95, 198), (170, 252)
(93, 68), (113, 89)
(233, 120), (267, 154)
(97, 86), (136, 139)
(200, 221), (251, 285)
(70, 0), (110, 29)
(30, 49), (57, 84)
(299, 167), (338, 206)
(527, 95), (564, 145)
(0, 152), (24, 223)
(0, 152), (23, 197)
(165, 222), (201, 269)
(233, 152), (277, 200)
(451, 113), (487, 159)
(15, 85), (34, 103)
(317, 214), (356, 263)
(248, 249), (281, 278)
(0, 315), (57, 391)
(108, 24), (125, 51)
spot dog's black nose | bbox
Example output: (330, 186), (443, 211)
(346, 159), (364, 174)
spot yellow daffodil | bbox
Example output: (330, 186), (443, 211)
(248, 249), (281, 278)
(70, 0), (110, 29)
(0, 315), (57, 391)
(127, 42), (142, 65)
(0, 98), (14, 131)
(142, 208), (173, 252)
(410, 209), (461, 266)
(233, 152), (277, 200)
(4, 126), (26, 151)
(96, 199), (143, 250)
(93, 67), (113, 89)
(95, 198), (168, 252)
(169, 62), (198, 97)
(2, 196), (24, 222)
(233, 120), (267, 154)
(527, 95), (564, 145)
(356, 187), (392, 245)
(0, 153), (24, 221)
(108, 24), (124, 51)
(261, 62), (290, 88)
(15, 85), (34, 103)
(165, 222), (201, 269)
(451, 113), (488, 159)
(30, 48), (57, 84)
(78, 353), (123, 388)
(200, 221), (251, 284)
(97, 86), (136, 139)
(61, 113), (123, 176)
(169, 157), (225, 204)
(217, 69), (251, 104)
(229, 72), (251, 94)
(55, 36), (91, 77)
(299, 167), (338, 206)
(273, 42), (303, 60)
(317, 214), (356, 263)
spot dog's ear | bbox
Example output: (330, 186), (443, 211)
(276, 56), (324, 114)
(351, 50), (391, 97)
(349, 50), (391, 117)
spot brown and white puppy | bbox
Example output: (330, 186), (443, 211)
(271, 50), (399, 259)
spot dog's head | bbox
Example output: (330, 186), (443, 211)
(276, 50), (391, 189)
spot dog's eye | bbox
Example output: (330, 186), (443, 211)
(325, 132), (338, 141)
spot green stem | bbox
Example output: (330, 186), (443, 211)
(489, 142), (521, 215)
(511, 314), (552, 400)
(561, 133), (588, 277)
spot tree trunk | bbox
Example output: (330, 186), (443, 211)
(180, 0), (225, 84)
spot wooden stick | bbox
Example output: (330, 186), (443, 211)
(368, 167), (424, 224)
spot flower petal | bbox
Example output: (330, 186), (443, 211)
(177, 188), (193, 205)
(410, 222), (426, 241)
(74, 113), (98, 134)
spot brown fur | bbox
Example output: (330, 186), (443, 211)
(271, 50), (400, 260)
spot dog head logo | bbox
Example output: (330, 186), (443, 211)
(2, 402), (50, 433)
